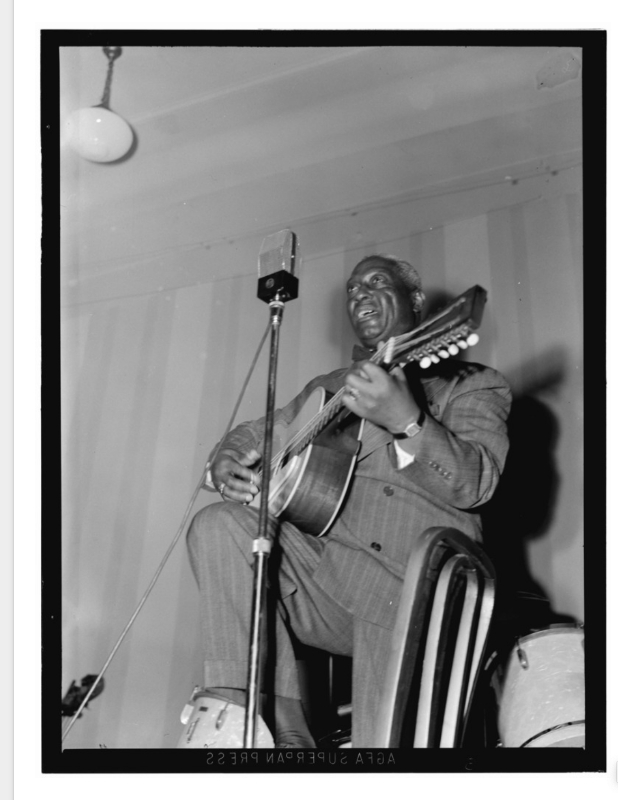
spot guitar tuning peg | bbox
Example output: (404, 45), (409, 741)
(466, 333), (479, 347)
(430, 354), (440, 364)
(448, 343), (459, 356)
(420, 356), (432, 369)
(438, 350), (449, 359)
(456, 339), (468, 349)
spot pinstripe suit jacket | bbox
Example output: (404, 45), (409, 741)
(214, 356), (511, 629)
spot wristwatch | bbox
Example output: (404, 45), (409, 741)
(392, 410), (425, 439)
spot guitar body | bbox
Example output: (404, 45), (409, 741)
(249, 388), (364, 537)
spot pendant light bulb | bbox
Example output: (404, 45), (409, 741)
(66, 106), (133, 163)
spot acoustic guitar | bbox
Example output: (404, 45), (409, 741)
(248, 285), (487, 536)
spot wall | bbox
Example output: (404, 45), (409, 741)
(61, 162), (583, 748)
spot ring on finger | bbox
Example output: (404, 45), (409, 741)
(217, 481), (227, 499)
(348, 387), (360, 400)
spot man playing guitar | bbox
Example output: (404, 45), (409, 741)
(185, 254), (512, 747)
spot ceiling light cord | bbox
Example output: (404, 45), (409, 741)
(99, 46), (123, 109)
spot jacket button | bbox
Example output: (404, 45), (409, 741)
(370, 542), (382, 551)
(383, 486), (394, 496)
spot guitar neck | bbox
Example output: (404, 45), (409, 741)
(271, 284), (486, 466)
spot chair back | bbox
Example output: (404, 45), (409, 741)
(375, 526), (496, 747)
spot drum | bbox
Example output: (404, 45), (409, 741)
(496, 625), (585, 748)
(177, 690), (275, 748)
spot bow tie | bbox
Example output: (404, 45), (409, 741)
(351, 343), (376, 362)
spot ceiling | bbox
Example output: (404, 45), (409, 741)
(59, 45), (582, 293)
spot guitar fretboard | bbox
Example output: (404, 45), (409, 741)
(270, 285), (486, 469)
(281, 386), (349, 463)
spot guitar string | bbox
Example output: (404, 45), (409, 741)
(61, 317), (273, 744)
(268, 296), (475, 464)
(272, 328), (432, 462)
(267, 341), (389, 464)
(285, 290), (480, 455)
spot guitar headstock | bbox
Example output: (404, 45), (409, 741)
(378, 285), (487, 369)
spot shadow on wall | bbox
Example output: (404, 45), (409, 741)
(423, 288), (453, 316)
(481, 349), (578, 645)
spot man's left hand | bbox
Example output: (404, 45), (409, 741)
(342, 360), (421, 433)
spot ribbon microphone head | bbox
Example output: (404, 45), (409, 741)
(257, 229), (300, 304)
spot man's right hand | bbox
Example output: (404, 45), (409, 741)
(210, 448), (262, 504)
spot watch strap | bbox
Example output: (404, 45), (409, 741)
(393, 410), (425, 439)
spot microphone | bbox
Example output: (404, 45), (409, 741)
(257, 229), (300, 304)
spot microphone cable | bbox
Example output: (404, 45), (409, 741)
(62, 317), (272, 744)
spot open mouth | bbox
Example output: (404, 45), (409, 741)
(355, 306), (378, 321)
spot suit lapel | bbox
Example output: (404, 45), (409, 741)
(357, 421), (391, 460)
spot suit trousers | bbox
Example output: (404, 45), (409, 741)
(187, 500), (400, 747)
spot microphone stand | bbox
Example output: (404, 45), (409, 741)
(244, 269), (298, 748)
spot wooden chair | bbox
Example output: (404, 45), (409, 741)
(374, 526), (497, 748)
